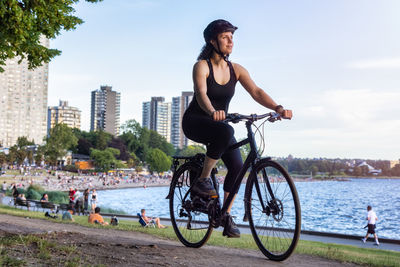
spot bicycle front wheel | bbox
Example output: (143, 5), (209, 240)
(245, 159), (301, 261)
(169, 162), (213, 248)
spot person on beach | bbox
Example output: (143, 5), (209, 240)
(140, 209), (166, 229)
(362, 205), (379, 245)
(40, 193), (49, 202)
(83, 188), (90, 214)
(11, 183), (19, 204)
(91, 189), (97, 212)
(182, 19), (292, 238)
(68, 187), (76, 204)
(88, 207), (108, 225)
(74, 190), (84, 215)
(1, 181), (7, 196)
(62, 206), (75, 222)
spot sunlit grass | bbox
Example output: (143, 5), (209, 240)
(1, 204), (399, 267)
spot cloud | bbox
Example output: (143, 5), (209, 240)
(270, 88), (400, 159)
(347, 58), (400, 69)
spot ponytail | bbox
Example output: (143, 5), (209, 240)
(197, 43), (214, 60)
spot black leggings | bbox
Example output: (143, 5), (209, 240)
(182, 114), (243, 193)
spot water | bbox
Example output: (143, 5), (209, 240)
(97, 178), (400, 240)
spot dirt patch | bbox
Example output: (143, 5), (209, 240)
(0, 214), (358, 266)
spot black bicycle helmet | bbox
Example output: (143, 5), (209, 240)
(203, 19), (238, 61)
(203, 19), (238, 43)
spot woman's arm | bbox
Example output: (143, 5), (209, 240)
(193, 61), (225, 121)
(234, 63), (292, 119)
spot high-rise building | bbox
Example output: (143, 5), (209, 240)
(0, 38), (49, 147)
(90, 85), (121, 135)
(142, 97), (171, 142)
(171, 97), (181, 148)
(170, 91), (195, 148)
(179, 91), (195, 148)
(47, 100), (81, 134)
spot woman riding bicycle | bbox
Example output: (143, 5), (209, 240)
(182, 19), (292, 238)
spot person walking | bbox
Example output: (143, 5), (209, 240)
(83, 188), (90, 214)
(362, 205), (379, 245)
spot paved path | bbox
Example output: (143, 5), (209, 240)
(101, 212), (400, 252)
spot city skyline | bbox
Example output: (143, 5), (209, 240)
(47, 0), (399, 160)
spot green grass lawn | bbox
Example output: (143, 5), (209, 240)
(1, 205), (399, 267)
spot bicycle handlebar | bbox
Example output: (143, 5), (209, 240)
(224, 112), (282, 123)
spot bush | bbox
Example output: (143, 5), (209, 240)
(62, 165), (78, 173)
(46, 191), (69, 204)
(99, 206), (127, 215)
(26, 189), (41, 200)
(27, 184), (45, 192)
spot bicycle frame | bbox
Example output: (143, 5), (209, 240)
(167, 113), (279, 219)
(220, 119), (275, 216)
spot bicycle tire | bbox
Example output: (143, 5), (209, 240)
(245, 159), (301, 261)
(169, 162), (213, 248)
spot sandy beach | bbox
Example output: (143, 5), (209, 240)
(1, 171), (172, 192)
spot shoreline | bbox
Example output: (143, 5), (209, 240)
(2, 172), (400, 193)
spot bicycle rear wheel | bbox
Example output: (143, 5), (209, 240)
(245, 159), (301, 261)
(169, 162), (213, 248)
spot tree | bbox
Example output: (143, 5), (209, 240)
(353, 166), (362, 176)
(310, 165), (319, 176)
(90, 147), (120, 172)
(15, 149), (27, 166)
(95, 130), (112, 150)
(26, 150), (33, 165)
(121, 119), (143, 137)
(146, 148), (172, 174)
(178, 145), (206, 157)
(6, 149), (16, 165)
(120, 120), (149, 161)
(44, 123), (78, 166)
(0, 152), (6, 166)
(148, 130), (175, 156)
(108, 137), (130, 161)
(77, 138), (92, 155)
(34, 146), (44, 166)
(127, 152), (140, 168)
(0, 0), (102, 72)
(16, 136), (34, 148)
(392, 164), (400, 177)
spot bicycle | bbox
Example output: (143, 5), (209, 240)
(166, 112), (301, 261)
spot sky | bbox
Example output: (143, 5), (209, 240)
(48, 0), (400, 160)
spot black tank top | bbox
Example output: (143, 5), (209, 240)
(186, 59), (237, 116)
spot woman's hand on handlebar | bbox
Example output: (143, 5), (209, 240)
(212, 110), (226, 121)
(280, 109), (293, 120)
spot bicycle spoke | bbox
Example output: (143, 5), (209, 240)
(170, 163), (213, 248)
(246, 160), (300, 261)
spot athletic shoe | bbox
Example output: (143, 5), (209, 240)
(361, 238), (366, 243)
(191, 177), (217, 198)
(222, 214), (241, 238)
(374, 241), (380, 246)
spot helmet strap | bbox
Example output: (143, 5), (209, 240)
(211, 40), (230, 62)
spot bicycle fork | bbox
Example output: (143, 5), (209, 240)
(244, 165), (281, 222)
